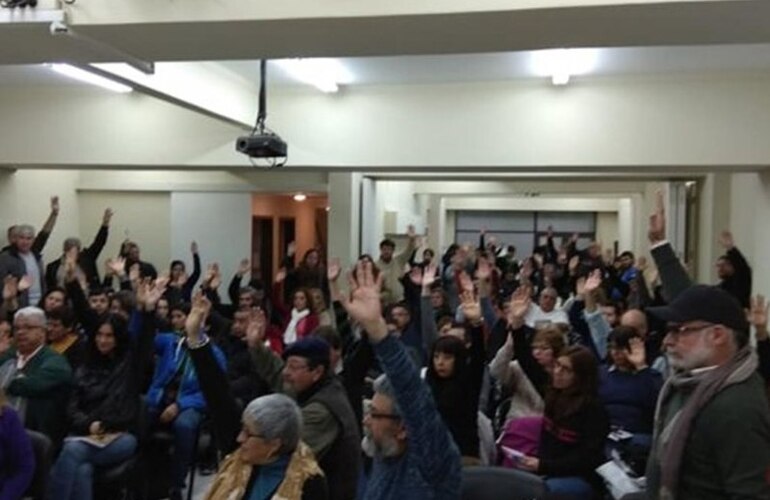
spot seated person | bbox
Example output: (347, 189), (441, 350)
(184, 295), (327, 499)
(47, 312), (151, 500)
(0, 307), (72, 444)
(0, 387), (35, 499)
(518, 346), (609, 500)
(145, 302), (226, 500)
(46, 306), (87, 371)
(598, 326), (662, 450)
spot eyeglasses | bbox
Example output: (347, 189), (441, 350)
(283, 362), (310, 373)
(364, 408), (401, 421)
(666, 323), (714, 340)
(239, 426), (265, 440)
(13, 324), (44, 332)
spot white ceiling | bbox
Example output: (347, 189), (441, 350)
(4, 44), (770, 90)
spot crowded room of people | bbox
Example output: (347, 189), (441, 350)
(2, 1), (770, 499)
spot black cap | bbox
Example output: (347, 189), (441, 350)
(647, 285), (749, 332)
(283, 337), (331, 368)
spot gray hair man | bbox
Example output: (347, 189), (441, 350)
(0, 307), (72, 443)
(645, 285), (770, 500)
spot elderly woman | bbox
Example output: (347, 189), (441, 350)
(184, 293), (328, 500)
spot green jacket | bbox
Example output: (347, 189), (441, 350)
(651, 372), (770, 500)
(0, 345), (73, 442)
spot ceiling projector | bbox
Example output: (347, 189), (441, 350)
(235, 133), (287, 158)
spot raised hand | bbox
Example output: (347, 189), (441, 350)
(409, 266), (423, 286)
(460, 289), (482, 324)
(508, 286), (531, 320)
(2, 276), (18, 301)
(275, 267), (287, 284)
(185, 290), (211, 344)
(718, 230), (735, 250)
(751, 295), (769, 341)
(627, 337), (647, 369)
(18, 275), (32, 292)
(102, 208), (114, 226)
(327, 258), (341, 283)
(135, 278), (151, 309)
(568, 255), (580, 274)
(287, 241), (296, 257)
(190, 240), (199, 254)
(475, 257), (492, 282)
(106, 256), (126, 277)
(339, 261), (386, 341)
(458, 271), (474, 296)
(209, 263), (221, 290)
(147, 276), (169, 308)
(648, 190), (666, 244)
(422, 263), (437, 289)
(50, 196), (60, 215)
(636, 256), (648, 272)
(236, 258), (250, 277)
(128, 264), (141, 283)
(406, 224), (416, 240)
(584, 269), (603, 293)
(245, 307), (267, 348)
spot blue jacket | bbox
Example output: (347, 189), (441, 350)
(146, 333), (226, 412)
(366, 335), (461, 500)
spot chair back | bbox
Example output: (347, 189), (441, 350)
(461, 466), (547, 500)
(24, 430), (53, 500)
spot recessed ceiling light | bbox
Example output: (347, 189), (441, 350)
(274, 58), (353, 93)
(293, 193), (307, 202)
(530, 49), (599, 86)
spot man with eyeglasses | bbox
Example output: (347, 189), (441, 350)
(0, 306), (72, 444)
(644, 285), (770, 500)
(340, 260), (461, 500)
(281, 336), (361, 500)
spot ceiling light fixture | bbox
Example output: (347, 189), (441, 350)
(48, 63), (133, 93)
(293, 193), (307, 202)
(274, 58), (352, 93)
(530, 49), (599, 86)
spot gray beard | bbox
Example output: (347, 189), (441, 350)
(361, 431), (400, 459)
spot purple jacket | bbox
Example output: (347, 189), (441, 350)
(0, 406), (35, 500)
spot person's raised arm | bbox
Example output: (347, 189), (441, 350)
(339, 261), (461, 480)
(395, 224), (418, 267)
(1, 276), (20, 321)
(475, 256), (498, 330)
(750, 295), (770, 382)
(648, 190), (693, 301)
(227, 259), (249, 306)
(185, 291), (241, 455)
(413, 263), (440, 352)
(85, 208), (113, 263)
(582, 269), (610, 359)
(182, 241), (201, 302)
(32, 196), (59, 254)
(719, 230), (752, 306)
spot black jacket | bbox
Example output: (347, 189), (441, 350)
(45, 224), (109, 290)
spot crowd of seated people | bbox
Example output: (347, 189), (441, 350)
(0, 192), (769, 500)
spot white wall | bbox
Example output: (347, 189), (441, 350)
(596, 211), (619, 252)
(170, 192), (251, 295)
(5, 76), (770, 169)
(78, 190), (171, 272)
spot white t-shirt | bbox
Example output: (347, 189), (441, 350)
(524, 304), (569, 328)
(20, 252), (41, 305)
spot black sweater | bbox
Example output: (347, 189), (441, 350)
(426, 324), (485, 458)
(538, 398), (609, 480)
